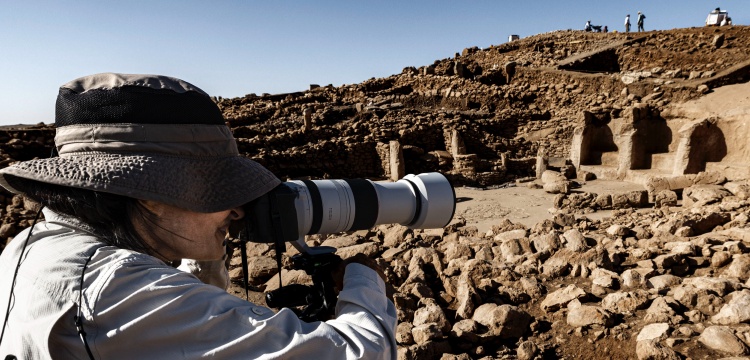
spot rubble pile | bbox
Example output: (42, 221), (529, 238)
(233, 170), (750, 359)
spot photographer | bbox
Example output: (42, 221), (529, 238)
(0, 73), (396, 359)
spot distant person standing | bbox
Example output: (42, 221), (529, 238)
(625, 14), (631, 32)
(637, 11), (646, 32)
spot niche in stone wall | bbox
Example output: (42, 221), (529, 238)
(572, 111), (617, 167)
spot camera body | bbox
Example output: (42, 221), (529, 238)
(242, 172), (456, 320)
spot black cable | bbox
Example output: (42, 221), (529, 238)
(0, 207), (44, 346)
(240, 227), (250, 302)
(74, 249), (98, 360)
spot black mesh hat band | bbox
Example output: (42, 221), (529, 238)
(55, 124), (239, 157)
(55, 73), (225, 127)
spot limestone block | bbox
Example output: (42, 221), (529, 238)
(699, 326), (747, 356)
(472, 303), (530, 338)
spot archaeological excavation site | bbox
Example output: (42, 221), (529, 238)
(2, 26), (750, 359)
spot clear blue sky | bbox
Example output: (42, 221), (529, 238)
(1, 1), (748, 125)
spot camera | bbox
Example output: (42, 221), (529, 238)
(239, 172), (456, 321)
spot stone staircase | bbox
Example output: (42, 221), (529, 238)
(582, 151), (679, 187)
(579, 151), (619, 180)
(650, 153), (675, 174)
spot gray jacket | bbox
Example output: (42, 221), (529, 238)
(0, 209), (396, 359)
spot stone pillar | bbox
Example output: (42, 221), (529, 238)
(450, 129), (466, 158)
(535, 146), (548, 179)
(302, 107), (312, 132)
(616, 128), (637, 178)
(454, 61), (468, 79)
(570, 111), (595, 168)
(504, 61), (517, 84)
(570, 125), (591, 168)
(389, 140), (405, 181)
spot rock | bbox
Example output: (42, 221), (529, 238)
(440, 354), (471, 360)
(493, 228), (528, 242)
(712, 290), (750, 325)
(713, 33), (725, 48)
(531, 231), (561, 253)
(699, 326), (747, 355)
(336, 242), (381, 258)
(712, 251), (732, 268)
(543, 181), (570, 194)
(396, 322), (415, 344)
(591, 268), (619, 289)
(595, 193), (612, 209)
(622, 269), (646, 288)
(413, 299), (451, 333)
(626, 190), (649, 207)
(644, 296), (681, 324)
(682, 184), (731, 207)
(450, 319), (481, 344)
(0, 224), (16, 239)
(499, 239), (524, 259)
(263, 269), (309, 291)
(455, 278), (478, 319)
(541, 170), (567, 184)
(383, 224), (411, 248)
(412, 323), (443, 345)
(646, 275), (682, 293)
(560, 164), (577, 179)
(541, 284), (587, 313)
(402, 340), (452, 360)
(683, 276), (742, 296)
(723, 254), (750, 280)
(636, 323), (670, 342)
(516, 340), (539, 360)
(562, 229), (588, 252)
(724, 181), (750, 199)
(542, 254), (572, 277)
(606, 224), (630, 237)
(553, 213), (576, 227)
(578, 171), (596, 181)
(472, 303), (531, 338)
(693, 171), (726, 185)
(635, 339), (681, 360)
(601, 290), (650, 314)
(244, 256), (278, 284)
(442, 242), (473, 262)
(566, 305), (615, 328)
(653, 190), (677, 208)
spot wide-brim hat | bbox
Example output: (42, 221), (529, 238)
(0, 73), (280, 213)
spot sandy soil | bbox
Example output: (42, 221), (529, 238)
(453, 179), (646, 232)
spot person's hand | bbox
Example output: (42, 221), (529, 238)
(332, 253), (387, 292)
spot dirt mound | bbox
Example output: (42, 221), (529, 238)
(218, 26), (750, 187)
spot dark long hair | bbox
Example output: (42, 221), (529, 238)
(4, 175), (156, 255)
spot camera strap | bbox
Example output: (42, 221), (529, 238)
(239, 226), (250, 302)
(75, 245), (103, 360)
